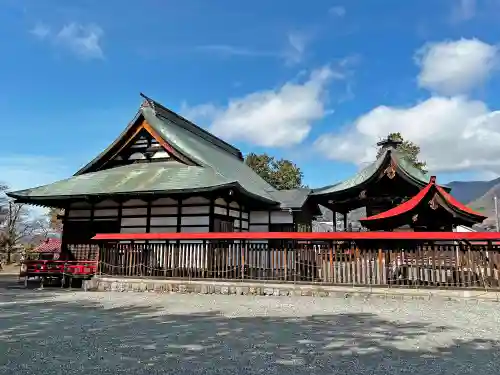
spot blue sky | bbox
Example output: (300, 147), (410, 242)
(1, 0), (500, 193)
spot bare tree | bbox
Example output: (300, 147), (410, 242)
(0, 184), (8, 223)
(48, 207), (64, 233)
(0, 201), (49, 264)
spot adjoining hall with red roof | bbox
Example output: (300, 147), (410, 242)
(359, 176), (487, 231)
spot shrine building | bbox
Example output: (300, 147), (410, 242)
(7, 95), (486, 255)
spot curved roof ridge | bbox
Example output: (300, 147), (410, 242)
(140, 93), (243, 160)
(310, 149), (392, 195)
(391, 149), (430, 184)
(141, 106), (279, 203)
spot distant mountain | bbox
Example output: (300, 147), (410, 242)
(468, 183), (500, 217)
(446, 177), (500, 205)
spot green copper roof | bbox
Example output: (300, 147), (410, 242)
(142, 106), (278, 202)
(311, 149), (431, 196)
(8, 95), (292, 207)
(7, 162), (247, 199)
(269, 188), (312, 209)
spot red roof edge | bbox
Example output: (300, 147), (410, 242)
(359, 178), (434, 222)
(359, 176), (486, 222)
(435, 185), (486, 219)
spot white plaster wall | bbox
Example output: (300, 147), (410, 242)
(150, 217), (177, 226)
(182, 206), (209, 214)
(250, 211), (268, 224)
(67, 210), (91, 218)
(271, 211), (294, 224)
(65, 197), (252, 238)
(181, 216), (210, 226)
(151, 206), (177, 215)
(250, 210), (294, 224)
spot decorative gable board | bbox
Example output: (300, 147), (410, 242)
(108, 128), (173, 166)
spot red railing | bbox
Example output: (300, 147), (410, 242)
(20, 260), (98, 279)
(92, 231), (500, 241)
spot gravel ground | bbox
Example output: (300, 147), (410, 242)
(1, 276), (500, 374)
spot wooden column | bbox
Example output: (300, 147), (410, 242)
(145, 198), (152, 233)
(208, 196), (215, 232)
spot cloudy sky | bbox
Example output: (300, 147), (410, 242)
(1, 0), (500, 193)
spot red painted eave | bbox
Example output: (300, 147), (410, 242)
(359, 176), (486, 222)
(435, 185), (485, 218)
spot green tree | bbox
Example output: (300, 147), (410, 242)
(245, 153), (304, 190)
(376, 132), (427, 173)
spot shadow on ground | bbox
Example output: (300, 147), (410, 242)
(1, 275), (499, 374)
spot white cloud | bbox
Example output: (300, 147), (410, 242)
(30, 22), (104, 59)
(56, 23), (104, 59)
(449, 0), (476, 23)
(30, 23), (50, 39)
(194, 31), (315, 66)
(284, 31), (310, 65)
(194, 45), (276, 58)
(416, 38), (498, 96)
(315, 38), (500, 176)
(183, 66), (339, 147)
(329, 6), (346, 17)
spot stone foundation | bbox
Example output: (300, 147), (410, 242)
(83, 276), (500, 302)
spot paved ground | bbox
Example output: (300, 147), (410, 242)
(1, 275), (500, 375)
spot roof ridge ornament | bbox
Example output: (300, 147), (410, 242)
(429, 193), (439, 210)
(384, 160), (397, 179)
(430, 176), (436, 184)
(377, 137), (402, 150)
(139, 93), (157, 115)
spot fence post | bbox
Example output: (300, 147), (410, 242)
(284, 247), (288, 281)
(241, 240), (246, 280)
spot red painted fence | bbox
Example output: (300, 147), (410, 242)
(92, 231), (500, 241)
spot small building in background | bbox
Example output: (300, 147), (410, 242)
(27, 234), (62, 260)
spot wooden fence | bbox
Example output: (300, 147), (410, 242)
(94, 238), (500, 289)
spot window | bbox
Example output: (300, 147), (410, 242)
(214, 217), (234, 232)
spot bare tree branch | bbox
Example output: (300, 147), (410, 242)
(0, 192), (50, 264)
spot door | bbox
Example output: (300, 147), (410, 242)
(63, 220), (120, 260)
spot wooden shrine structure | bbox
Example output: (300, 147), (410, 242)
(8, 94), (321, 256)
(309, 138), (485, 231)
(7, 94), (498, 290)
(359, 176), (486, 231)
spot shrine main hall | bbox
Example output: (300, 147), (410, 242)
(8, 94), (486, 246)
